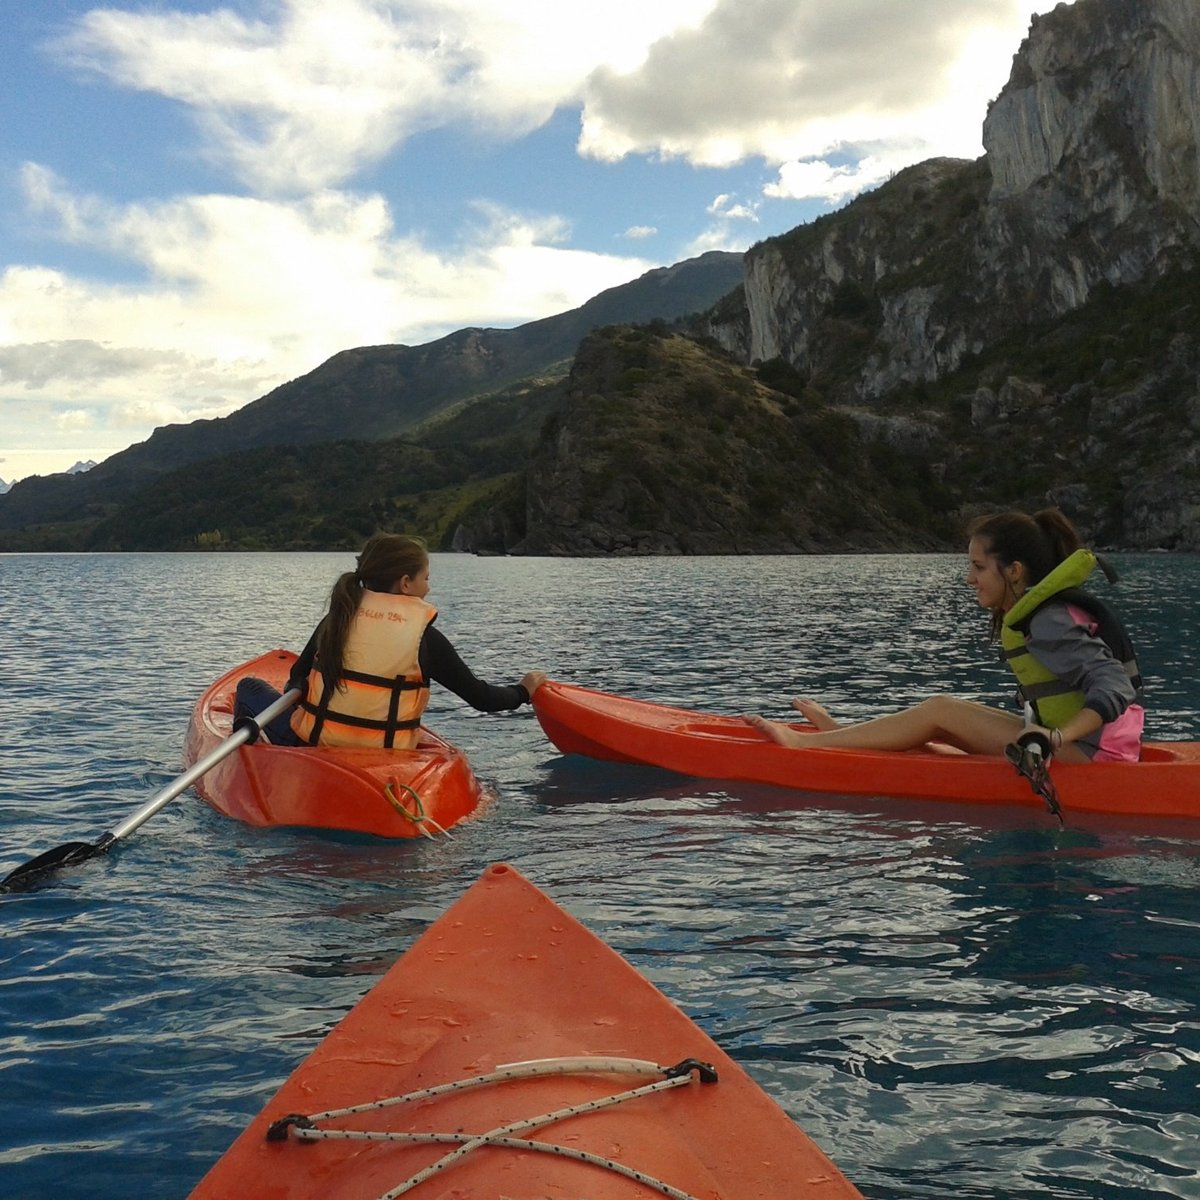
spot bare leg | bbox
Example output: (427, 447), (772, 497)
(790, 696), (964, 755)
(791, 698), (839, 730)
(745, 695), (1027, 757)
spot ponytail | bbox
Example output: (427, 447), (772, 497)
(1030, 508), (1083, 572)
(312, 533), (429, 692)
(315, 572), (362, 694)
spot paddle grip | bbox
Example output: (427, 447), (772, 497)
(1016, 730), (1054, 760)
(231, 714), (265, 744)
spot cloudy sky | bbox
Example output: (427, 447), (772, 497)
(0, 0), (1066, 485)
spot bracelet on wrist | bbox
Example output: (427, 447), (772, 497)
(1051, 728), (1063, 750)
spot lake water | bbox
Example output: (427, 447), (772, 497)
(2, 550), (1199, 1199)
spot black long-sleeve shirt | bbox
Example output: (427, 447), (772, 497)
(418, 624), (530, 710)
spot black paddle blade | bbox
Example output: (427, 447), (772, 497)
(0, 840), (107, 893)
(1005, 741), (1064, 825)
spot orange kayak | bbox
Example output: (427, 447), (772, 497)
(184, 650), (482, 838)
(533, 681), (1200, 820)
(189, 862), (861, 1199)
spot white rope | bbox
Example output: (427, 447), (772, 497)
(273, 1056), (712, 1200)
(303, 1055), (667, 1123)
(292, 1127), (700, 1200)
(377, 1073), (695, 1198)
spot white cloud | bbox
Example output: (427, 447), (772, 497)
(53, 408), (95, 432)
(579, 0), (1064, 174)
(622, 225), (658, 240)
(55, 3), (458, 193)
(681, 224), (754, 258)
(0, 336), (192, 389)
(707, 193), (758, 222)
(764, 152), (901, 204)
(1, 166), (652, 478)
(16, 164), (651, 351)
(52, 0), (722, 193)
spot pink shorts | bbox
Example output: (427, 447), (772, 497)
(1090, 703), (1144, 763)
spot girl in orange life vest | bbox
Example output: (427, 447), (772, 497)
(743, 508), (1143, 763)
(234, 534), (546, 748)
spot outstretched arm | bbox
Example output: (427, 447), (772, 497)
(420, 625), (538, 711)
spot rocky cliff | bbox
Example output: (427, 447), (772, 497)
(712, 0), (1200, 399)
(690, 0), (1200, 549)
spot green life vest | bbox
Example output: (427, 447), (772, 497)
(1000, 549), (1141, 728)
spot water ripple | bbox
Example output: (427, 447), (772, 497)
(2, 552), (1199, 1199)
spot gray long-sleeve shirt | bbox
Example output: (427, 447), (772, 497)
(1025, 601), (1139, 732)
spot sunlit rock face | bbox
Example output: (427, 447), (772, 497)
(709, 0), (1200, 402)
(985, 0), (1200, 209)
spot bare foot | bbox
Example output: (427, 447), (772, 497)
(743, 713), (805, 748)
(791, 697), (839, 731)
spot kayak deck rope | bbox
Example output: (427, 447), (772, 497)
(382, 778), (452, 839)
(266, 1054), (719, 1200)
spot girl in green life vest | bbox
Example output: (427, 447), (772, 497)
(745, 508), (1144, 763)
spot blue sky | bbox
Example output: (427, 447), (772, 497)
(0, 0), (1064, 485)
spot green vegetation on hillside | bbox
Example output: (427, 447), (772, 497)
(1, 264), (1195, 554)
(0, 376), (563, 552)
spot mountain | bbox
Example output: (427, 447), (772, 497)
(704, 0), (1200, 393)
(456, 0), (1200, 554)
(4, 0), (1198, 554)
(0, 251), (742, 533)
(456, 325), (954, 555)
(45, 374), (567, 552)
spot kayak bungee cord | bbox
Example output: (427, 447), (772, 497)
(289, 1128), (704, 1200)
(382, 779), (452, 839)
(266, 1055), (718, 1200)
(268, 1055), (710, 1128)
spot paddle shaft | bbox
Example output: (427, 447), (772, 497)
(109, 687), (301, 841)
(1, 686), (301, 891)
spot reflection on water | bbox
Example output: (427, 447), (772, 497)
(2, 551), (1199, 1199)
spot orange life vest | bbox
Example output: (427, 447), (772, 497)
(290, 593), (437, 749)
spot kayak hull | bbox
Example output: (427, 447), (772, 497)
(184, 650), (483, 838)
(533, 681), (1200, 820)
(189, 862), (861, 1199)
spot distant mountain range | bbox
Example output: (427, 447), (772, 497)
(0, 459), (93, 497)
(2, 0), (1197, 553)
(0, 252), (741, 537)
